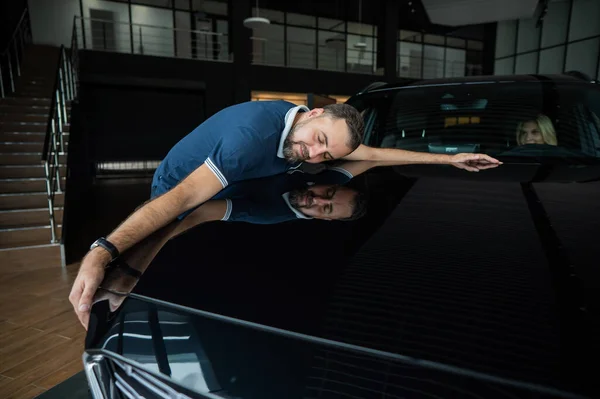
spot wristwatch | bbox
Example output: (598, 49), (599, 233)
(90, 237), (120, 261)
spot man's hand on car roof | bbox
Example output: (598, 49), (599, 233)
(449, 153), (502, 172)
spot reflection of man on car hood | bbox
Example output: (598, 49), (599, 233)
(215, 165), (366, 224)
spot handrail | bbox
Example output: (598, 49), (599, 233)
(0, 8), (32, 98)
(1, 8), (28, 55)
(42, 44), (77, 243)
(76, 16), (226, 37)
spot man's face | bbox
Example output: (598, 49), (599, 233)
(288, 185), (356, 220)
(283, 109), (354, 164)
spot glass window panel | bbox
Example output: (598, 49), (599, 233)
(494, 57), (515, 75)
(318, 30), (345, 71)
(515, 52), (538, 74)
(445, 48), (466, 77)
(446, 37), (466, 49)
(495, 20), (517, 57)
(398, 41), (422, 78)
(424, 34), (445, 46)
(468, 40), (483, 51)
(287, 12), (316, 27)
(538, 46), (566, 74)
(251, 24), (284, 66)
(174, 11), (191, 58)
(347, 34), (375, 74)
(399, 30), (421, 42)
(423, 45), (445, 78)
(347, 22), (374, 36)
(287, 27), (316, 69)
(252, 8), (284, 23)
(569, 0), (600, 41)
(131, 0), (169, 7)
(565, 37), (600, 78)
(541, 0), (569, 48)
(82, 0), (131, 53)
(517, 18), (541, 53)
(131, 4), (174, 57)
(202, 1), (227, 16)
(174, 0), (189, 10)
(215, 19), (229, 61)
(318, 17), (344, 32)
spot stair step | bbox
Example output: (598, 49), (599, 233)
(0, 113), (48, 123)
(0, 132), (46, 142)
(0, 225), (62, 249)
(0, 207), (63, 228)
(0, 177), (66, 194)
(0, 97), (51, 106)
(0, 142), (45, 152)
(0, 243), (62, 270)
(0, 104), (51, 113)
(0, 165), (66, 179)
(0, 152), (66, 165)
(0, 192), (64, 210)
(0, 122), (47, 133)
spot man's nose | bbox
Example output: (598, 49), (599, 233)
(312, 196), (330, 206)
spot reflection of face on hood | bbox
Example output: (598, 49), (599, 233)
(288, 185), (357, 220)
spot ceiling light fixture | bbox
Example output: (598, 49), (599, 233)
(243, 0), (270, 29)
(354, 0), (367, 49)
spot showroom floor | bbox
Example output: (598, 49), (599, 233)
(0, 261), (84, 399)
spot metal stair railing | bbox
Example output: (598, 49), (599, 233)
(42, 44), (77, 243)
(0, 8), (32, 98)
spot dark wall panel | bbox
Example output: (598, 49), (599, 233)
(79, 85), (205, 161)
(249, 65), (384, 96)
(78, 50), (235, 117)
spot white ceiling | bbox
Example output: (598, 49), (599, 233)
(420, 0), (540, 26)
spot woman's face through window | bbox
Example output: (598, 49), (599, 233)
(520, 121), (545, 145)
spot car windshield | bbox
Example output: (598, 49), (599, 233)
(351, 80), (600, 163)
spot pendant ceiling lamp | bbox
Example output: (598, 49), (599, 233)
(243, 0), (271, 29)
(353, 0), (367, 49)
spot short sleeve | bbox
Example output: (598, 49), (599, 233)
(223, 198), (297, 225)
(204, 129), (266, 188)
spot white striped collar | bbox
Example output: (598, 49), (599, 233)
(281, 192), (313, 219)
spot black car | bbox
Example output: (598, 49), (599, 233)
(83, 74), (600, 399)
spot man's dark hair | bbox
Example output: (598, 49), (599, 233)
(340, 190), (369, 222)
(322, 103), (364, 151)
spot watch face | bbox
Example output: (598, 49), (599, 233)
(90, 241), (99, 250)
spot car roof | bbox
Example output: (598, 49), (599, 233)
(354, 74), (596, 97)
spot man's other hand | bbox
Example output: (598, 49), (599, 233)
(450, 153), (502, 172)
(69, 249), (111, 330)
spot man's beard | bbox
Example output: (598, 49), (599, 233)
(283, 123), (309, 163)
(288, 188), (312, 209)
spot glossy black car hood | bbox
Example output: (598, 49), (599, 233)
(86, 165), (600, 399)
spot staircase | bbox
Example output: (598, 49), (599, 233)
(0, 46), (68, 269)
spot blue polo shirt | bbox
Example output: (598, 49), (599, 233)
(151, 100), (309, 198)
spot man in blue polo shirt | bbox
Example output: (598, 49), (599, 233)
(70, 100), (500, 329)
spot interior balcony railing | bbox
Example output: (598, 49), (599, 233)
(251, 37), (382, 75)
(74, 16), (231, 62)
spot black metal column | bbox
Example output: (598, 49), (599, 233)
(229, 0), (251, 103)
(482, 22), (497, 75)
(382, 0), (399, 82)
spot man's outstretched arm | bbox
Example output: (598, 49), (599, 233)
(342, 144), (501, 165)
(69, 163), (223, 329)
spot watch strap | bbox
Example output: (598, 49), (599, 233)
(92, 237), (120, 261)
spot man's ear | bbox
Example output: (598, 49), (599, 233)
(308, 108), (324, 118)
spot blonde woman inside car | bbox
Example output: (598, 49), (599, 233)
(516, 114), (558, 146)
